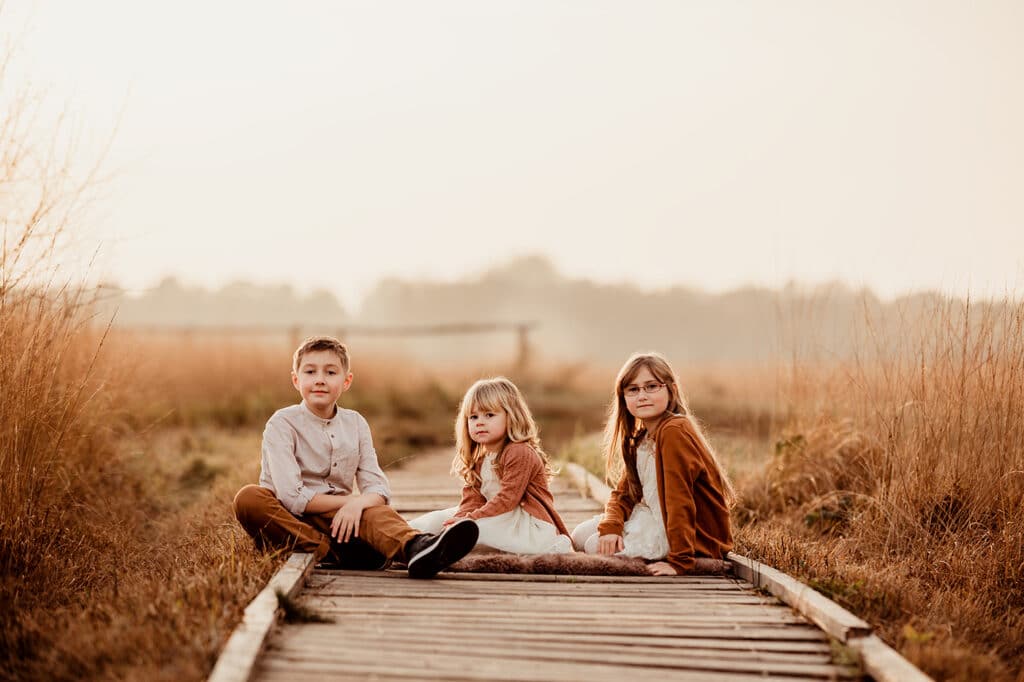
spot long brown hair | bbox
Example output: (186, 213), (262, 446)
(452, 377), (553, 486)
(603, 352), (736, 507)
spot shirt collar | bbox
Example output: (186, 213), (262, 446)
(300, 400), (337, 423)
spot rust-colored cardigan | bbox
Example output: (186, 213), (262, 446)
(597, 415), (733, 573)
(452, 442), (570, 536)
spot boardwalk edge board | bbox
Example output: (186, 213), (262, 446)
(208, 552), (316, 682)
(563, 461), (934, 682)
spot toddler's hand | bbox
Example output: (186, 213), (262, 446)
(331, 502), (364, 543)
(441, 517), (459, 528)
(597, 534), (624, 555)
(647, 561), (679, 576)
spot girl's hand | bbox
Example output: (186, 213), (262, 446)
(331, 500), (364, 543)
(597, 534), (624, 555)
(441, 516), (460, 528)
(647, 561), (679, 576)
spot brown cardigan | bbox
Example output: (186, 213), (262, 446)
(452, 442), (569, 537)
(597, 415), (733, 573)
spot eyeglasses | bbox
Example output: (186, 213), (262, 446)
(623, 382), (665, 397)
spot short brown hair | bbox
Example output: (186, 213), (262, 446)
(292, 335), (350, 373)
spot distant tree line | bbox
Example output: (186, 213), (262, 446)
(97, 256), (1000, 365)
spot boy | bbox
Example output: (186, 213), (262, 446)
(233, 335), (478, 578)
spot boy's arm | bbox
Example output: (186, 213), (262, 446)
(324, 492), (387, 543)
(303, 492), (385, 515)
(262, 417), (316, 515)
(353, 415), (392, 503)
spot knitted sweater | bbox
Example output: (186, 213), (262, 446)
(597, 415), (733, 573)
(453, 442), (569, 536)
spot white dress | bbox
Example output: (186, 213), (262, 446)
(410, 452), (573, 555)
(578, 440), (669, 560)
(619, 441), (670, 559)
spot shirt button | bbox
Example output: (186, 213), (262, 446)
(332, 462), (338, 467)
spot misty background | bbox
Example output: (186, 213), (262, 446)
(5, 1), (1022, 313)
(96, 254), (974, 366)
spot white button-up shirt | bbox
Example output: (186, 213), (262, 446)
(258, 401), (392, 515)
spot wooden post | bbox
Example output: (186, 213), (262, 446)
(514, 324), (531, 376)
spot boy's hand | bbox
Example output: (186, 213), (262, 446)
(647, 561), (679, 576)
(597, 534), (624, 555)
(331, 499), (365, 543)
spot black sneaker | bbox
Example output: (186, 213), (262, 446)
(315, 539), (389, 571)
(405, 519), (479, 579)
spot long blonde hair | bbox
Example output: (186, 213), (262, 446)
(452, 377), (552, 486)
(603, 352), (736, 507)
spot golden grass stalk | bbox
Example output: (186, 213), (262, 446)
(738, 296), (1024, 681)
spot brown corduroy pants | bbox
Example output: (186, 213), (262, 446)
(232, 484), (421, 567)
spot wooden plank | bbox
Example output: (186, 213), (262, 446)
(849, 634), (934, 682)
(280, 626), (834, 653)
(305, 592), (779, 606)
(309, 572), (739, 585)
(564, 462), (612, 506)
(307, 578), (744, 591)
(312, 568), (732, 584)
(307, 595), (785, 609)
(279, 627), (836, 663)
(334, 578), (754, 592)
(263, 639), (858, 679)
(308, 596), (784, 611)
(308, 609), (807, 627)
(257, 655), (823, 682)
(728, 553), (873, 643)
(268, 614), (829, 642)
(276, 621), (833, 652)
(306, 585), (774, 603)
(208, 552), (315, 682)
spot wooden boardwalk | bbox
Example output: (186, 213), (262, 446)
(241, 449), (867, 681)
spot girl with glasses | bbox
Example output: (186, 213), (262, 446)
(571, 352), (735, 575)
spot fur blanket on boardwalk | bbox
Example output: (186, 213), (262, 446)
(445, 552), (732, 576)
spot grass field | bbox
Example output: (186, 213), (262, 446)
(2, 291), (1022, 681)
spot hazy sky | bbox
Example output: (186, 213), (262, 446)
(5, 1), (1023, 310)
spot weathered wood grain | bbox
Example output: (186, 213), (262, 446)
(220, 450), (883, 681)
(208, 552), (315, 682)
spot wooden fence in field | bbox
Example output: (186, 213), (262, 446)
(121, 322), (538, 373)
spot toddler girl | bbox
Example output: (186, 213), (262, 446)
(411, 377), (573, 555)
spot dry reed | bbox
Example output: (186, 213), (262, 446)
(737, 296), (1024, 681)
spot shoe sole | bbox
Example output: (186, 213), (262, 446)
(407, 519), (479, 579)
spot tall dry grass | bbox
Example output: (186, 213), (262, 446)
(1, 313), (614, 678)
(1, 33), (286, 677)
(737, 297), (1024, 681)
(94, 331), (608, 465)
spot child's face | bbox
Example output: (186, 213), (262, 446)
(467, 406), (509, 450)
(292, 349), (352, 419)
(622, 366), (669, 424)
